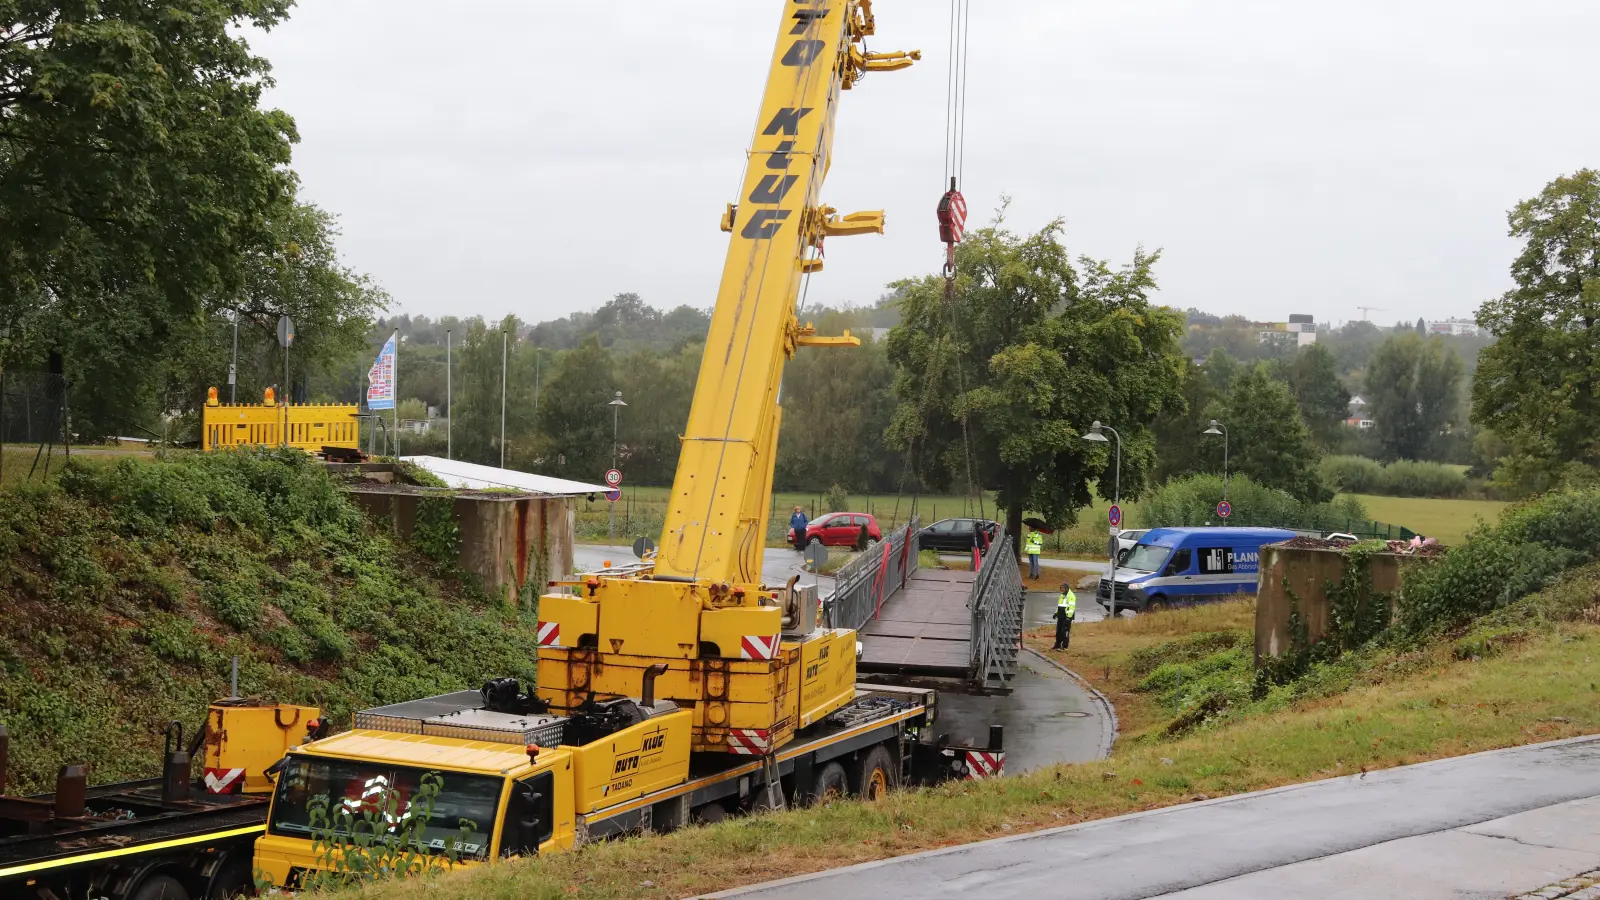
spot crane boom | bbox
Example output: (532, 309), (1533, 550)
(535, 0), (917, 758)
(657, 0), (912, 582)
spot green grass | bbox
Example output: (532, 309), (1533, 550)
(1345, 493), (1509, 545)
(0, 450), (540, 793)
(334, 585), (1600, 900)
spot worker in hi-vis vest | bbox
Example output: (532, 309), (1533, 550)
(1054, 584), (1077, 650)
(1024, 529), (1044, 579)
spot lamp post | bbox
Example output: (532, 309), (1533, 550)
(1081, 421), (1122, 618)
(1203, 419), (1229, 515)
(608, 391), (627, 543)
(499, 329), (508, 469)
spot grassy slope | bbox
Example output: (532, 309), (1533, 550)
(0, 450), (542, 792)
(338, 581), (1600, 900)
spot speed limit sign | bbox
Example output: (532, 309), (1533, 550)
(604, 469), (622, 487)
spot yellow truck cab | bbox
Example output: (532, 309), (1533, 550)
(254, 681), (690, 889)
(253, 675), (1001, 890)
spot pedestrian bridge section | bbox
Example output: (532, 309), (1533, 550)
(822, 519), (1024, 691)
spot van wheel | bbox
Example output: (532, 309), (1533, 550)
(131, 875), (190, 900)
(852, 745), (898, 801)
(1145, 595), (1169, 611)
(812, 761), (849, 805)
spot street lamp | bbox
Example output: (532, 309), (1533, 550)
(1202, 419), (1229, 503)
(608, 391), (627, 543)
(1081, 421), (1122, 618)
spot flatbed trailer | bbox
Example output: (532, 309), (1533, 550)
(0, 700), (321, 900)
(0, 777), (267, 900)
(576, 684), (1002, 841)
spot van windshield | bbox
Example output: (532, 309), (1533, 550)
(1122, 543), (1171, 573)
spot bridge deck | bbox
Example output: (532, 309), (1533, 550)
(857, 568), (974, 677)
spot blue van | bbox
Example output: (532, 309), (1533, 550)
(1096, 527), (1296, 611)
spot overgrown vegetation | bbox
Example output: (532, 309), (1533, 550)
(1319, 455), (1473, 498)
(0, 450), (542, 792)
(1138, 473), (1367, 531)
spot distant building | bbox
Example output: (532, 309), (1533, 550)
(1427, 319), (1479, 337)
(1259, 314), (1317, 348)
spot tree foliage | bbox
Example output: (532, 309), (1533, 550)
(1208, 362), (1327, 502)
(886, 213), (1186, 544)
(1, 0), (299, 348)
(1473, 170), (1600, 492)
(1286, 343), (1352, 448)
(1367, 333), (1465, 462)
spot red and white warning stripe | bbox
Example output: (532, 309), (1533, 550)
(727, 729), (771, 755)
(536, 621), (561, 647)
(204, 767), (246, 794)
(740, 634), (779, 660)
(964, 751), (1004, 780)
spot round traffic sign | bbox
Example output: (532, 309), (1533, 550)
(1217, 500), (1232, 519)
(1108, 504), (1123, 528)
(605, 489), (621, 502)
(632, 536), (656, 559)
(604, 469), (623, 487)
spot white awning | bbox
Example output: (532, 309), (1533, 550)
(400, 455), (609, 496)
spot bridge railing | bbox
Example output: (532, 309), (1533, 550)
(823, 515), (920, 632)
(969, 529), (1024, 689)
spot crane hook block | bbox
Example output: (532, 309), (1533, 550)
(937, 179), (967, 245)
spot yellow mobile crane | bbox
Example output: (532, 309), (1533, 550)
(249, 3), (1008, 887)
(535, 0), (919, 757)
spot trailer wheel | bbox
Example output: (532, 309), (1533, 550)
(131, 874), (190, 900)
(852, 745), (898, 801)
(812, 761), (849, 804)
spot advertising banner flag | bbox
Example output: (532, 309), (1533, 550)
(367, 332), (397, 410)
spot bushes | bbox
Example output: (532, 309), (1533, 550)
(0, 449), (543, 793)
(1138, 473), (1367, 532)
(1318, 455), (1384, 493)
(1396, 489), (1600, 636)
(1318, 455), (1469, 498)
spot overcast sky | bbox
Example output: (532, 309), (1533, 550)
(250, 0), (1599, 328)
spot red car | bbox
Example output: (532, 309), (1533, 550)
(791, 512), (882, 550)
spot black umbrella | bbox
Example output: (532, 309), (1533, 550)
(1022, 517), (1053, 534)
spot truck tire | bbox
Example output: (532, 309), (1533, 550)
(852, 744), (898, 801)
(131, 874), (190, 900)
(203, 853), (253, 899)
(812, 761), (849, 804)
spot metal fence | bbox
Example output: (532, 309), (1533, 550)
(1, 372), (69, 446)
(968, 529), (1024, 690)
(822, 515), (920, 632)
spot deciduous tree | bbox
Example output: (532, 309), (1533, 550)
(1208, 362), (1327, 502)
(1286, 343), (1352, 448)
(1367, 333), (1464, 462)
(1473, 170), (1600, 491)
(886, 212), (1186, 550)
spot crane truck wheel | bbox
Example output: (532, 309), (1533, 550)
(852, 744), (898, 801)
(694, 802), (727, 825)
(130, 873), (190, 900)
(811, 761), (849, 804)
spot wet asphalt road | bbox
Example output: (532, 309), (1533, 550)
(706, 736), (1600, 900)
(930, 650), (1113, 771)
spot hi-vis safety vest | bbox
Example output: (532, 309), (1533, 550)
(1057, 590), (1077, 617)
(1025, 532), (1043, 555)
